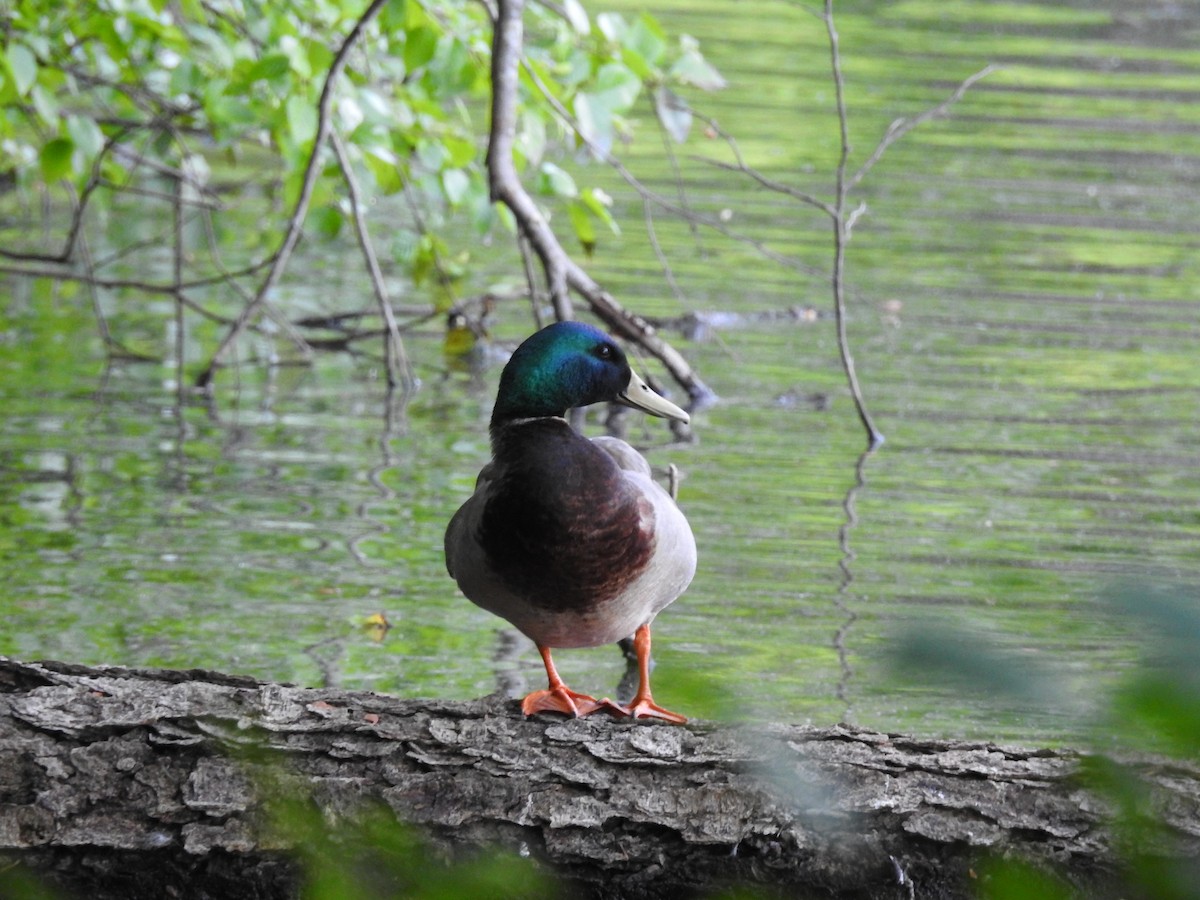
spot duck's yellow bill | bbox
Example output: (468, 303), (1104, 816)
(618, 371), (690, 424)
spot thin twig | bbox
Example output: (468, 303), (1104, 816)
(0, 259), (278, 297)
(516, 232), (546, 329)
(849, 64), (998, 191)
(195, 0), (391, 389)
(653, 98), (701, 243)
(74, 235), (123, 357)
(109, 139), (217, 195)
(194, 190), (313, 352)
(96, 179), (221, 210)
(825, 0), (884, 449)
(331, 130), (414, 391)
(642, 199), (687, 307)
(844, 200), (867, 237)
(833, 444), (877, 708)
(694, 156), (834, 216)
(173, 169), (187, 411)
(0, 129), (121, 264)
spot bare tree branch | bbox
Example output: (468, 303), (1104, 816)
(825, 0), (885, 450)
(4, 658), (1195, 900)
(0, 259), (277, 297)
(171, 168), (191, 420)
(642, 198), (687, 307)
(487, 0), (573, 321)
(0, 130), (123, 265)
(193, 193), (313, 354)
(515, 231), (547, 328)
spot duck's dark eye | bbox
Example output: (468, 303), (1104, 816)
(593, 343), (615, 361)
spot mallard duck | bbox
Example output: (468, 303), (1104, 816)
(445, 321), (695, 723)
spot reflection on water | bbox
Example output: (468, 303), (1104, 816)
(1, 2), (1198, 744)
(834, 446), (876, 711)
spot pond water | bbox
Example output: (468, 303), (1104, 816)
(1, 1), (1197, 745)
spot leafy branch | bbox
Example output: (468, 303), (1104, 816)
(192, 0), (391, 390)
(1, 0), (988, 442)
(0, 0), (729, 401)
(488, 0), (714, 409)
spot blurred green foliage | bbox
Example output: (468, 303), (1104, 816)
(895, 582), (1200, 900)
(269, 797), (559, 900)
(0, 801), (560, 900)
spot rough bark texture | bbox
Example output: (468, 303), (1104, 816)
(1, 657), (1197, 899)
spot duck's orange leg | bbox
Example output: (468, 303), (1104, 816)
(623, 624), (687, 724)
(521, 645), (627, 718)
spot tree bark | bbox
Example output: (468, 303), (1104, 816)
(1, 657), (1196, 899)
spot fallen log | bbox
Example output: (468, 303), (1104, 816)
(1, 657), (1196, 899)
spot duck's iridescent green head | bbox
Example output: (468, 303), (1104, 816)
(491, 321), (689, 425)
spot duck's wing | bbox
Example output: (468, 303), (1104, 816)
(589, 435), (653, 478)
(595, 436), (696, 641)
(444, 460), (496, 579)
(591, 433), (695, 615)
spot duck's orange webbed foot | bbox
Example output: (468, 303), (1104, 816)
(521, 687), (627, 719)
(624, 697), (688, 724)
(622, 624), (688, 724)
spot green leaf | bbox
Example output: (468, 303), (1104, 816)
(492, 201), (516, 234)
(5, 43), (37, 97)
(357, 87), (398, 125)
(592, 62), (642, 111)
(313, 204), (344, 238)
(286, 95), (318, 145)
(411, 233), (445, 286)
(536, 162), (576, 198)
(430, 35), (481, 95)
(574, 93), (612, 156)
(514, 110), (546, 169)
(442, 135), (476, 168)
(574, 63), (641, 156)
(336, 94), (364, 133)
(363, 146), (403, 194)
(305, 37), (334, 76)
(654, 86), (692, 143)
(626, 14), (667, 67)
(415, 139), (448, 172)
(404, 26), (439, 71)
(441, 168), (470, 206)
(278, 35), (311, 80)
(66, 115), (104, 160)
(30, 83), (59, 126)
(168, 58), (200, 97)
(619, 47), (654, 83)
(670, 35), (727, 91)
(40, 137), (75, 182)
(580, 187), (619, 234)
(245, 54), (291, 83)
(562, 0), (590, 35)
(567, 201), (596, 256)
(596, 12), (627, 43)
